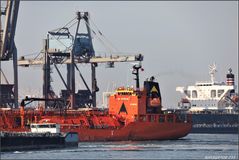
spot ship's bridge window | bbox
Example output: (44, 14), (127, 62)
(117, 92), (133, 96)
(218, 90), (224, 97)
(38, 124), (50, 128)
(49, 124), (56, 128)
(192, 90), (197, 98)
(33, 124), (56, 128)
(117, 89), (136, 96)
(211, 90), (216, 98)
(31, 124), (36, 128)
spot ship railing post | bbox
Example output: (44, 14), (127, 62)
(34, 115), (37, 123)
(173, 114), (176, 123)
(187, 114), (192, 123)
(158, 114), (162, 123)
(147, 115), (150, 122)
(152, 115), (154, 122)
(156, 115), (159, 123)
(164, 114), (167, 123)
(20, 105), (25, 129)
(138, 115), (141, 122)
(134, 115), (138, 122)
(153, 115), (156, 122)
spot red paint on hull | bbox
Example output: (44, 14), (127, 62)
(60, 121), (192, 141)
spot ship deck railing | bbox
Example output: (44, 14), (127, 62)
(0, 131), (62, 137)
(193, 123), (238, 128)
(135, 114), (192, 123)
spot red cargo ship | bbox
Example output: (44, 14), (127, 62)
(0, 64), (192, 141)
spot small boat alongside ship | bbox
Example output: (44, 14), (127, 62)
(1, 123), (78, 152)
(176, 64), (238, 134)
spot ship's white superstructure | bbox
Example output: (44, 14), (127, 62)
(30, 123), (60, 133)
(176, 64), (238, 112)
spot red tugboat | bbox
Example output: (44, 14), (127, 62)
(0, 64), (192, 141)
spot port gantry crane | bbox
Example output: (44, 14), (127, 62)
(18, 11), (143, 109)
(0, 0), (20, 108)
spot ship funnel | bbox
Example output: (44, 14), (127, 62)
(226, 68), (234, 86)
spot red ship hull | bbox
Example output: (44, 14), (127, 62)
(63, 122), (191, 142)
(38, 112), (192, 141)
(0, 108), (192, 142)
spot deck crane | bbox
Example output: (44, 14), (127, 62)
(18, 12), (143, 109)
(0, 0), (20, 108)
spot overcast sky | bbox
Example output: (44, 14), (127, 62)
(1, 1), (238, 107)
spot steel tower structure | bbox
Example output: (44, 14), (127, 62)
(0, 0), (20, 108)
(18, 11), (143, 109)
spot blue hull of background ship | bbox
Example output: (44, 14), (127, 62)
(191, 113), (238, 134)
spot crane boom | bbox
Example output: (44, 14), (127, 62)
(18, 54), (143, 66)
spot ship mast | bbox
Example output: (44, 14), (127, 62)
(132, 63), (143, 91)
(209, 63), (217, 83)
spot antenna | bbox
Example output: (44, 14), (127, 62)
(209, 63), (217, 83)
(132, 61), (144, 90)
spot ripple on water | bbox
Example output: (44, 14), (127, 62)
(1, 134), (238, 159)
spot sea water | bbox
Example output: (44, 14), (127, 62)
(1, 134), (238, 159)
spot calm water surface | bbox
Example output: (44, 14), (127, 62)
(1, 134), (238, 159)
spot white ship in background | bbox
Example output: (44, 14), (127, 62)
(176, 64), (238, 113)
(176, 64), (238, 133)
